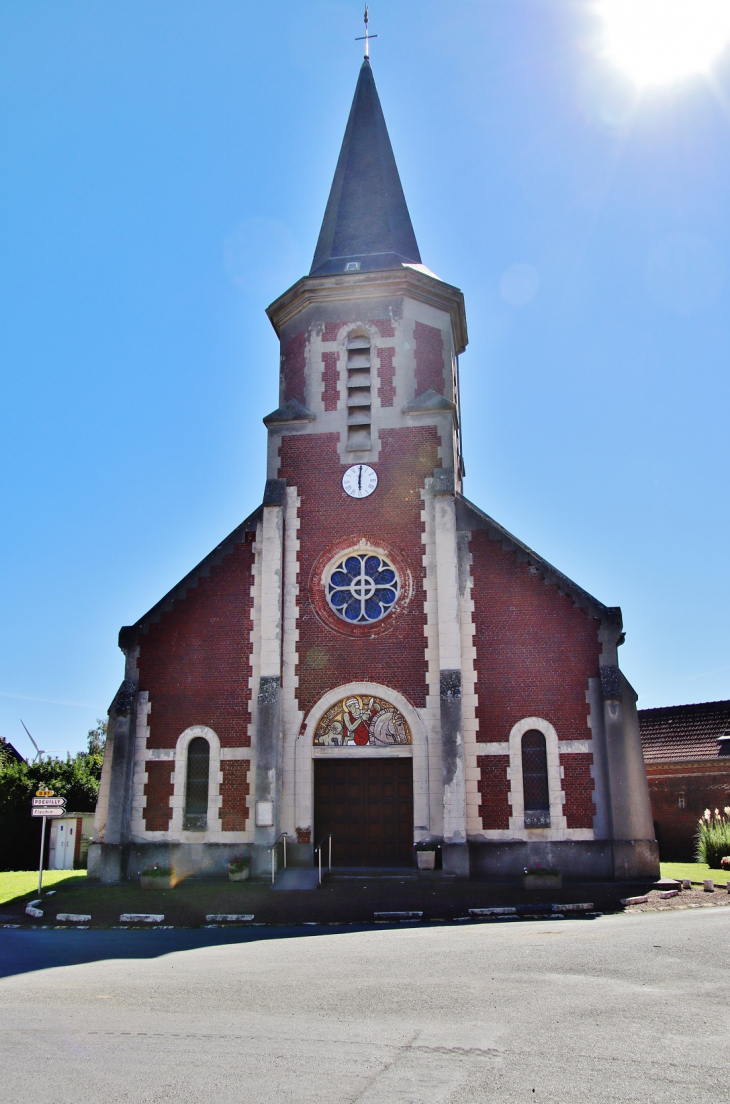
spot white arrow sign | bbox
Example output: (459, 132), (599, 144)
(32, 797), (66, 807)
(31, 807), (67, 818)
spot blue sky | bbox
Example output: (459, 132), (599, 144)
(1, 1), (729, 758)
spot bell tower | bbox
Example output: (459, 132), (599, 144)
(264, 57), (467, 476)
(258, 56), (472, 874)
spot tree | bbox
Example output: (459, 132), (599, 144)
(87, 719), (107, 758)
(0, 721), (107, 871)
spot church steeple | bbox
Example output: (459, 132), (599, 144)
(309, 59), (422, 277)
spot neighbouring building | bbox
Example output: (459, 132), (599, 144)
(48, 813), (95, 870)
(0, 737), (24, 764)
(89, 56), (658, 885)
(639, 700), (730, 861)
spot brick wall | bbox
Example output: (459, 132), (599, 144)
(377, 347), (396, 407)
(321, 351), (340, 411)
(321, 318), (394, 343)
(278, 427), (440, 718)
(477, 754), (510, 829)
(560, 752), (595, 829)
(646, 761), (730, 860)
(137, 535), (256, 831)
(143, 761), (174, 831)
(220, 759), (251, 831)
(470, 533), (600, 743)
(414, 321), (445, 396)
(283, 332), (306, 406)
(470, 530), (600, 830)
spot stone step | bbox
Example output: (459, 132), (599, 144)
(271, 869), (321, 891)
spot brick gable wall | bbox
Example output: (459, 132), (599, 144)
(277, 427), (440, 718)
(137, 535), (256, 831)
(469, 530), (600, 831)
(470, 532), (600, 743)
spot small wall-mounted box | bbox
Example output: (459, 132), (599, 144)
(256, 801), (274, 827)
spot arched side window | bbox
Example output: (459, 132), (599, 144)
(521, 730), (551, 828)
(184, 737), (210, 831)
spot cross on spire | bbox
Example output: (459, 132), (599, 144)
(355, 4), (378, 58)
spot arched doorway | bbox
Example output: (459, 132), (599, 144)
(302, 688), (422, 868)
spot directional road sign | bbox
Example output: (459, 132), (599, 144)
(32, 797), (66, 807)
(31, 807), (66, 818)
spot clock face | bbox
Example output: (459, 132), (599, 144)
(342, 464), (378, 499)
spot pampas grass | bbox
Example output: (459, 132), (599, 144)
(696, 807), (730, 869)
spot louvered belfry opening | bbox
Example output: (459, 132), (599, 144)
(184, 737), (210, 831)
(521, 730), (551, 828)
(346, 332), (371, 451)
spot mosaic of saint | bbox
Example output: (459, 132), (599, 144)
(313, 695), (412, 747)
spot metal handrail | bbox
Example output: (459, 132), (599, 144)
(268, 832), (288, 885)
(314, 833), (332, 885)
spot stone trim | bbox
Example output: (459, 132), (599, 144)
(281, 486), (304, 837)
(507, 717), (568, 837)
(420, 482), (444, 837)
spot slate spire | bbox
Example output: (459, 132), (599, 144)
(310, 59), (422, 277)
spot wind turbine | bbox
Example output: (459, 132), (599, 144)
(20, 719), (45, 763)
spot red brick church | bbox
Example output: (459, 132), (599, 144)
(90, 57), (658, 884)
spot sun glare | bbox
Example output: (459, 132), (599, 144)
(598, 0), (730, 86)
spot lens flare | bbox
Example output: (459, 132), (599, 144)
(598, 0), (730, 86)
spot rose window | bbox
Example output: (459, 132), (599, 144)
(326, 553), (399, 624)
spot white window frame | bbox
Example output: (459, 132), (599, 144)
(169, 726), (222, 839)
(508, 717), (567, 836)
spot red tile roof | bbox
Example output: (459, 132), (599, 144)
(639, 700), (730, 763)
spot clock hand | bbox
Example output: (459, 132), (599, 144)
(358, 465), (362, 491)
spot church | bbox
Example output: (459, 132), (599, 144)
(89, 55), (658, 885)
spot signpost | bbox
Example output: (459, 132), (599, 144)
(32, 790), (66, 894)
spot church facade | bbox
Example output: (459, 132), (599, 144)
(90, 59), (658, 884)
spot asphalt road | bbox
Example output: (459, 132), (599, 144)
(1, 908), (727, 1103)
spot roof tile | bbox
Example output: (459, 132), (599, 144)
(639, 700), (730, 763)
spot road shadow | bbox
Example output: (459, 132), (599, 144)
(0, 925), (385, 980)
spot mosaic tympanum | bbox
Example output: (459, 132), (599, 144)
(313, 695), (412, 747)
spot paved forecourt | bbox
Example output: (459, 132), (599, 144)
(0, 908), (727, 1103)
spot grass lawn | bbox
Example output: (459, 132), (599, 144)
(660, 861), (729, 887)
(0, 870), (88, 906)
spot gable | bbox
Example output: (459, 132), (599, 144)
(119, 505), (262, 649)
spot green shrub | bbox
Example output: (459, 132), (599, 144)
(0, 721), (105, 871)
(695, 807), (730, 869)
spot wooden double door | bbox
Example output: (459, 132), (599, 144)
(314, 757), (413, 867)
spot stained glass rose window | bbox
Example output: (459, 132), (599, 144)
(326, 553), (399, 624)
